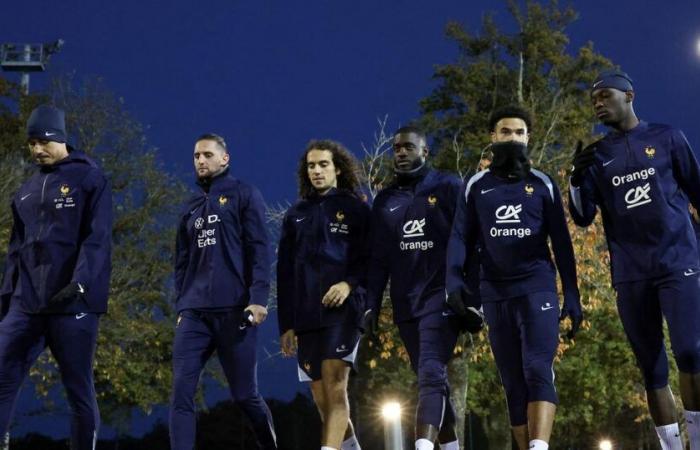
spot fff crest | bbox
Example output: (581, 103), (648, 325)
(219, 195), (228, 206)
(524, 184), (534, 196)
(644, 146), (656, 159)
(427, 194), (437, 206)
(335, 211), (345, 222)
(60, 184), (70, 196)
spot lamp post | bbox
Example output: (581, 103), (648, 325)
(382, 401), (404, 450)
(599, 438), (613, 450)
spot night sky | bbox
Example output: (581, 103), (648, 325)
(3, 0), (700, 438)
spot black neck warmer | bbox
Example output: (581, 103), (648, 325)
(490, 141), (530, 181)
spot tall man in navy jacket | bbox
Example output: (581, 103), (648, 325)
(569, 70), (700, 450)
(366, 126), (481, 450)
(277, 140), (370, 450)
(446, 105), (581, 450)
(0, 105), (112, 449)
(169, 133), (277, 450)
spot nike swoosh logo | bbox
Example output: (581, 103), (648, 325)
(593, 80), (603, 88)
(602, 159), (615, 167)
(684, 269), (698, 276)
(45, 131), (56, 137)
(20, 194), (31, 201)
(190, 209), (197, 215)
(335, 346), (347, 353)
(295, 217), (306, 223)
(75, 313), (87, 320)
(442, 311), (452, 317)
(481, 188), (495, 194)
(77, 283), (85, 294)
(541, 306), (554, 311)
(239, 324), (247, 330)
(389, 206), (401, 212)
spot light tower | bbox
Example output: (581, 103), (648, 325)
(0, 39), (64, 94)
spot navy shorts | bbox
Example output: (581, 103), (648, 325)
(615, 269), (700, 389)
(482, 291), (560, 426)
(296, 325), (361, 382)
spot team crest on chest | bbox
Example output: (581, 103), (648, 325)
(218, 195), (228, 206)
(335, 211), (345, 222)
(427, 194), (437, 206)
(644, 146), (656, 159)
(54, 184), (75, 209)
(524, 184), (534, 196)
(60, 184), (70, 196)
(329, 210), (349, 234)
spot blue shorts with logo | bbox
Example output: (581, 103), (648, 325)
(615, 269), (700, 389)
(483, 291), (560, 426)
(296, 324), (361, 382)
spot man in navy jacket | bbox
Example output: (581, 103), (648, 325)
(446, 105), (581, 450)
(366, 126), (480, 450)
(169, 133), (277, 450)
(569, 70), (700, 450)
(0, 104), (112, 449)
(277, 140), (370, 450)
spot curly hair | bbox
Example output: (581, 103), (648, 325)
(297, 139), (362, 199)
(488, 105), (534, 132)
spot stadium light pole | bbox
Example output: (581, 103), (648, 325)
(382, 401), (404, 450)
(0, 39), (64, 94)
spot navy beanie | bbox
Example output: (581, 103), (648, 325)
(27, 104), (67, 143)
(592, 69), (634, 93)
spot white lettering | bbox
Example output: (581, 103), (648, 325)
(495, 204), (522, 224)
(611, 167), (656, 186)
(399, 240), (434, 251)
(489, 227), (532, 238)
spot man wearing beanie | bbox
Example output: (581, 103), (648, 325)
(169, 133), (277, 450)
(0, 104), (112, 449)
(446, 105), (581, 450)
(365, 126), (482, 450)
(569, 69), (700, 450)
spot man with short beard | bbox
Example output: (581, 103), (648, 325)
(277, 140), (369, 450)
(570, 70), (700, 450)
(446, 105), (581, 450)
(169, 133), (277, 450)
(365, 126), (482, 450)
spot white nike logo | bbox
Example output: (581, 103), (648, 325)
(77, 283), (85, 294)
(481, 188), (495, 194)
(335, 345), (347, 353)
(295, 217), (306, 223)
(602, 158), (615, 167)
(45, 131), (56, 137)
(389, 206), (401, 212)
(190, 209), (197, 215)
(442, 311), (452, 317)
(593, 80), (603, 88)
(541, 305), (554, 311)
(684, 269), (698, 276)
(75, 313), (87, 320)
(20, 194), (31, 201)
(239, 324), (247, 330)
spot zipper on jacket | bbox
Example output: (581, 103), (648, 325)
(36, 173), (50, 241)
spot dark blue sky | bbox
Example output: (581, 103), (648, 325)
(4, 0), (700, 438)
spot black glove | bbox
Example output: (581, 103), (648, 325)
(49, 282), (86, 306)
(446, 289), (484, 334)
(362, 309), (379, 337)
(570, 141), (596, 187)
(560, 294), (583, 339)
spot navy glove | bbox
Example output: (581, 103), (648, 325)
(560, 293), (583, 339)
(446, 289), (484, 334)
(362, 309), (379, 337)
(49, 282), (86, 306)
(570, 141), (596, 187)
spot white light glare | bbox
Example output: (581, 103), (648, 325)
(599, 439), (613, 450)
(382, 401), (402, 421)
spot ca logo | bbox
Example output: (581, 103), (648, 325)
(402, 219), (426, 238)
(624, 183), (651, 209)
(495, 204), (522, 223)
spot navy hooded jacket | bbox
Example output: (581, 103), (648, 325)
(174, 170), (270, 312)
(0, 150), (112, 315)
(447, 169), (579, 304)
(276, 188), (370, 334)
(569, 122), (700, 284)
(366, 169), (462, 323)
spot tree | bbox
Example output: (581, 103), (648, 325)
(417, 0), (666, 447)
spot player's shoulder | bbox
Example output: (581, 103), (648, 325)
(464, 169), (491, 195)
(528, 169), (557, 200)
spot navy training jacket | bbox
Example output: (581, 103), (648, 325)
(447, 169), (579, 304)
(276, 188), (370, 334)
(174, 170), (270, 312)
(0, 150), (112, 315)
(366, 169), (462, 323)
(568, 121), (700, 284)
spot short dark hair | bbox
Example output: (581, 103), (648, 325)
(297, 139), (362, 199)
(488, 105), (533, 132)
(196, 133), (228, 151)
(394, 125), (427, 143)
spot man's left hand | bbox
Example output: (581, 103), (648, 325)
(244, 304), (268, 326)
(322, 282), (351, 308)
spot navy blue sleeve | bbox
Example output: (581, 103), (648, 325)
(670, 129), (700, 210)
(72, 172), (113, 293)
(366, 200), (391, 314)
(568, 172), (598, 227)
(241, 185), (271, 307)
(276, 212), (295, 335)
(0, 201), (23, 316)
(544, 179), (580, 305)
(446, 180), (478, 296)
(345, 202), (371, 291)
(173, 214), (189, 298)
